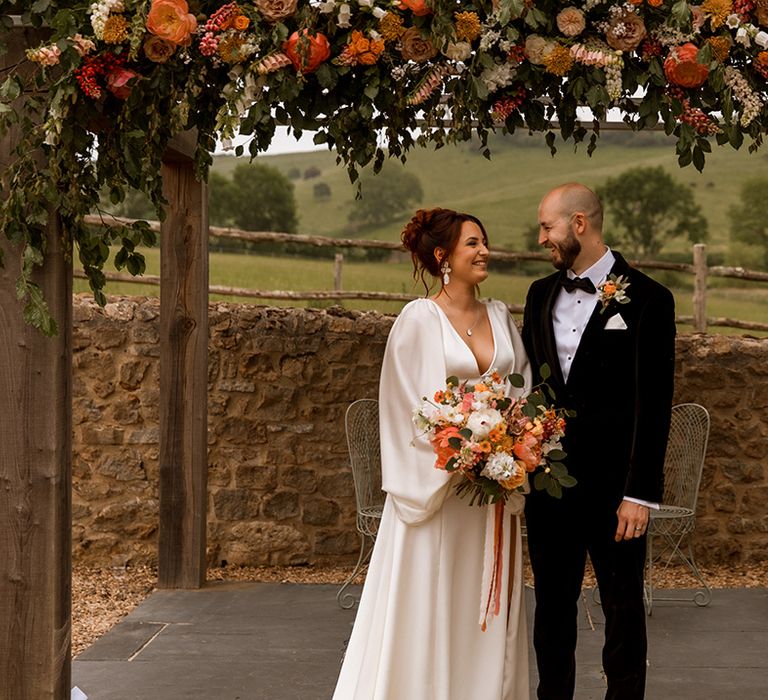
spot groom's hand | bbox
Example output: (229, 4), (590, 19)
(615, 501), (649, 542)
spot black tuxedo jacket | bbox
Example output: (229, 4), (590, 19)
(522, 252), (676, 513)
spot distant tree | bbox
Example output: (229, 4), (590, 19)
(313, 182), (331, 199)
(348, 165), (424, 228)
(728, 177), (768, 269)
(208, 172), (238, 228)
(597, 166), (708, 258)
(221, 162), (298, 233)
(287, 167), (301, 180)
(303, 165), (321, 179)
(102, 186), (155, 221)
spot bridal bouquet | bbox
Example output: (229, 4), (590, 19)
(413, 366), (575, 504)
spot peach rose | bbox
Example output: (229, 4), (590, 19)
(556, 7), (586, 38)
(146, 0), (197, 47)
(106, 67), (140, 99)
(513, 434), (541, 471)
(283, 30), (331, 73)
(400, 26), (438, 62)
(606, 9), (646, 52)
(143, 35), (176, 63)
(254, 0), (298, 23)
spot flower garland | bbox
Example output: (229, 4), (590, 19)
(2, 0), (768, 332)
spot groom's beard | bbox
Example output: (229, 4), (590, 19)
(548, 225), (581, 271)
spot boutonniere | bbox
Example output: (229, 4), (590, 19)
(597, 274), (630, 314)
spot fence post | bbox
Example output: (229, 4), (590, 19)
(334, 253), (344, 291)
(693, 243), (707, 334)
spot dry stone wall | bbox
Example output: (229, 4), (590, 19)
(71, 296), (767, 568)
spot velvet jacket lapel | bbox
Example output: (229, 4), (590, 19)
(566, 252), (633, 387)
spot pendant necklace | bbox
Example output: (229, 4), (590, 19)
(466, 304), (482, 336)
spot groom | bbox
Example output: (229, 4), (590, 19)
(522, 183), (676, 700)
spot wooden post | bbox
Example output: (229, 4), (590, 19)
(0, 26), (72, 699)
(334, 253), (344, 291)
(692, 243), (707, 334)
(158, 132), (209, 589)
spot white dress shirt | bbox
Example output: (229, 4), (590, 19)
(553, 248), (658, 510)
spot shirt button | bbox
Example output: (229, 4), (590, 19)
(567, 355), (572, 360)
(572, 328), (576, 332)
(577, 300), (581, 304)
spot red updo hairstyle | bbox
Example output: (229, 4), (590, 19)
(401, 208), (489, 294)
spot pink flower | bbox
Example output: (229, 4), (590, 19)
(513, 433), (541, 471)
(106, 67), (140, 99)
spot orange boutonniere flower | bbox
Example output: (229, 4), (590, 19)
(597, 274), (631, 314)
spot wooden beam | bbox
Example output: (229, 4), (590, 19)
(0, 29), (71, 700)
(693, 243), (708, 334)
(158, 144), (209, 589)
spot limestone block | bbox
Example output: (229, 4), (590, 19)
(302, 499), (340, 526)
(262, 491), (300, 521)
(213, 489), (262, 521)
(97, 449), (147, 482)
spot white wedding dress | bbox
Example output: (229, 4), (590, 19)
(333, 298), (531, 700)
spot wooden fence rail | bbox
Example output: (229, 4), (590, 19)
(80, 216), (768, 333)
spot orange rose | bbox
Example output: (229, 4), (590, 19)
(602, 282), (617, 296)
(283, 30), (331, 73)
(647, 0), (663, 6)
(664, 43), (709, 88)
(400, 0), (431, 16)
(234, 15), (250, 30)
(430, 426), (462, 470)
(146, 0), (197, 47)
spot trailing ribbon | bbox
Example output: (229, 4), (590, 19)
(480, 500), (505, 631)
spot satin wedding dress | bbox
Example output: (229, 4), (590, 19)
(333, 298), (531, 700)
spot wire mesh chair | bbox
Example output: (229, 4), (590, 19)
(336, 399), (385, 609)
(645, 403), (711, 615)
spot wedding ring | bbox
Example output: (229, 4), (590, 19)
(634, 527), (643, 531)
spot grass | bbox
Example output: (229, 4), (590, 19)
(73, 247), (768, 335)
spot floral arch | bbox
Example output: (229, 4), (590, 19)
(1, 0), (767, 330)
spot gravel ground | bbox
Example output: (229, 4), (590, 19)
(73, 559), (768, 657)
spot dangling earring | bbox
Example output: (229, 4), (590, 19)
(441, 260), (451, 286)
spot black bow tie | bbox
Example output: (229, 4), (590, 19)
(560, 275), (596, 294)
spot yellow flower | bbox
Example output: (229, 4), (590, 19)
(543, 44), (573, 76)
(379, 12), (405, 43)
(455, 11), (481, 43)
(218, 35), (247, 63)
(707, 35), (731, 62)
(701, 0), (732, 28)
(102, 14), (130, 44)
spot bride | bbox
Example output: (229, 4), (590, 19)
(332, 208), (531, 700)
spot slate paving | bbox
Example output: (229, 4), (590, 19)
(73, 582), (768, 700)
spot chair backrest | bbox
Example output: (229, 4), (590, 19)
(662, 403), (710, 510)
(345, 399), (384, 513)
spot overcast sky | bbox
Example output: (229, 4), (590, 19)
(218, 126), (326, 157)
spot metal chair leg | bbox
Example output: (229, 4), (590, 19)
(644, 531), (710, 610)
(336, 533), (373, 609)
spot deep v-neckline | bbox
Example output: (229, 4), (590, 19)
(428, 299), (497, 376)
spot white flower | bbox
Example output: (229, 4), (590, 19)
(337, 3), (352, 27)
(480, 62), (517, 93)
(443, 41), (472, 62)
(525, 34), (553, 65)
(318, 0), (336, 13)
(726, 13), (741, 30)
(466, 408), (503, 440)
(755, 31), (768, 49)
(358, 0), (374, 6)
(736, 27), (750, 47)
(481, 453), (521, 482)
(372, 7), (386, 19)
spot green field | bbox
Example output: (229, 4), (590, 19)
(73, 246), (768, 335)
(73, 136), (767, 334)
(212, 131), (768, 261)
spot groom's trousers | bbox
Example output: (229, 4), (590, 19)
(526, 501), (647, 700)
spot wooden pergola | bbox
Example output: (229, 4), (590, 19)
(0, 29), (209, 699)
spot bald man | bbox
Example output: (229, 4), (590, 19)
(522, 183), (676, 700)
